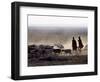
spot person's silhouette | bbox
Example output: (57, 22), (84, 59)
(72, 37), (77, 51)
(78, 36), (84, 51)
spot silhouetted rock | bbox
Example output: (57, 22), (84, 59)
(28, 44), (54, 59)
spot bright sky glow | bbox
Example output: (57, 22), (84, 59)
(28, 15), (88, 30)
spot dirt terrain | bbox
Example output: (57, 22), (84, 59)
(28, 44), (87, 67)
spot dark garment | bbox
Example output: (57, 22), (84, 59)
(72, 39), (77, 50)
(78, 39), (84, 49)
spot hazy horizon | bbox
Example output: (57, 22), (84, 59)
(28, 15), (88, 49)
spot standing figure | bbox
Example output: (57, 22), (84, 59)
(78, 36), (84, 52)
(72, 37), (77, 51)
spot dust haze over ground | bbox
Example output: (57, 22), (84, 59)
(28, 27), (87, 49)
(28, 15), (88, 49)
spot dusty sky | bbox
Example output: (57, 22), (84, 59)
(28, 15), (88, 49)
